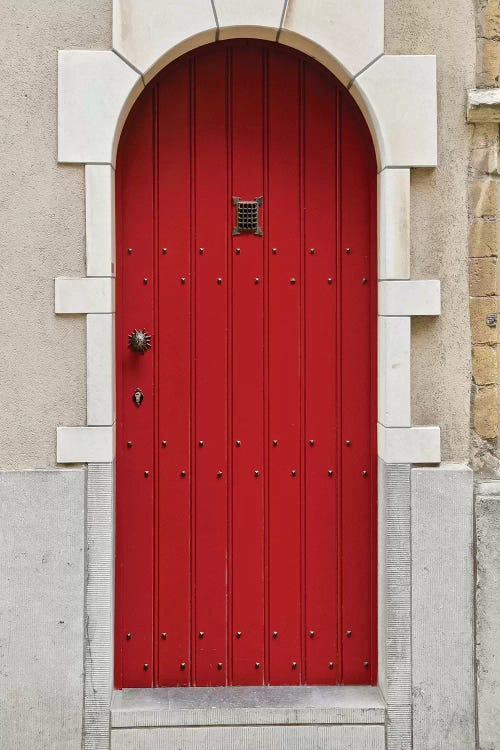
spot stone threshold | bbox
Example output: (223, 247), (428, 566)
(111, 685), (386, 728)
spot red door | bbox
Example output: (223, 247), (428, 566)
(115, 40), (377, 689)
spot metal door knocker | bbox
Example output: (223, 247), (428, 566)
(128, 329), (152, 354)
(133, 388), (144, 407)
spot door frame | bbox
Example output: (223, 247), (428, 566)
(54, 3), (441, 748)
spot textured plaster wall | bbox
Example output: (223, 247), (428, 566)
(0, 1), (475, 468)
(386, 0), (476, 463)
(0, 1), (111, 469)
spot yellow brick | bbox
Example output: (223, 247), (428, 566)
(474, 385), (498, 439)
(471, 146), (499, 176)
(477, 38), (500, 88)
(470, 297), (497, 344)
(473, 345), (497, 385)
(478, 2), (500, 41)
(471, 180), (500, 219)
(470, 220), (499, 257)
(470, 258), (497, 296)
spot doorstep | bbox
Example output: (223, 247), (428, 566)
(110, 686), (386, 750)
(111, 685), (386, 727)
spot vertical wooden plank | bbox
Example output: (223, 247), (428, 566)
(267, 47), (302, 685)
(115, 88), (155, 688)
(157, 62), (192, 686)
(340, 93), (377, 685)
(231, 45), (266, 685)
(303, 62), (339, 685)
(193, 49), (229, 686)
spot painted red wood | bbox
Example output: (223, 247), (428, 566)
(193, 49), (229, 686)
(115, 87), (155, 688)
(340, 94), (377, 685)
(231, 46), (266, 685)
(267, 50), (302, 685)
(157, 60), (192, 686)
(303, 65), (339, 685)
(115, 40), (377, 689)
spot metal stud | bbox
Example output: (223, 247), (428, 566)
(254, 470), (259, 477)
(272, 248), (278, 255)
(327, 277), (333, 285)
(364, 661), (369, 668)
(199, 247), (204, 255)
(236, 631), (242, 639)
(309, 631), (315, 638)
(181, 277), (186, 284)
(144, 471), (149, 478)
(328, 662), (334, 670)
(362, 277), (368, 284)
(217, 277), (222, 285)
(199, 440), (204, 447)
(180, 470), (186, 478)
(291, 470), (297, 477)
(162, 247), (167, 254)
(290, 278), (296, 285)
(254, 277), (260, 284)
(217, 471), (223, 479)
(235, 440), (241, 447)
(309, 248), (315, 255)
(255, 662), (260, 669)
(127, 441), (133, 448)
(235, 247), (241, 255)
(161, 633), (167, 640)
(345, 440), (351, 447)
(143, 278), (148, 284)
(162, 441), (167, 448)
(273, 440), (278, 447)
(346, 630), (352, 638)
(127, 248), (133, 255)
(328, 469), (334, 477)
(291, 662), (297, 670)
(272, 631), (278, 639)
(346, 247), (351, 254)
(199, 631), (205, 639)
(217, 663), (223, 670)
(362, 470), (368, 477)
(144, 664), (149, 670)
(126, 632), (132, 640)
(309, 439), (314, 446)
(180, 663), (186, 670)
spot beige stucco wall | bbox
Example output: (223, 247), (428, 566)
(0, 1), (111, 469)
(0, 0), (474, 468)
(386, 0), (476, 463)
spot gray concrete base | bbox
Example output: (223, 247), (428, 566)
(476, 480), (500, 750)
(411, 465), (475, 750)
(0, 470), (85, 750)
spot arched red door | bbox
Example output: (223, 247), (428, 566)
(115, 40), (377, 689)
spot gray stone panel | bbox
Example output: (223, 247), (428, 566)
(377, 460), (412, 750)
(111, 724), (385, 750)
(411, 464), (475, 750)
(476, 481), (500, 750)
(84, 463), (115, 750)
(0, 470), (85, 750)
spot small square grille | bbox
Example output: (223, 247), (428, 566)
(232, 196), (263, 236)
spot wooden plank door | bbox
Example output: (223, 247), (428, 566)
(115, 40), (377, 689)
